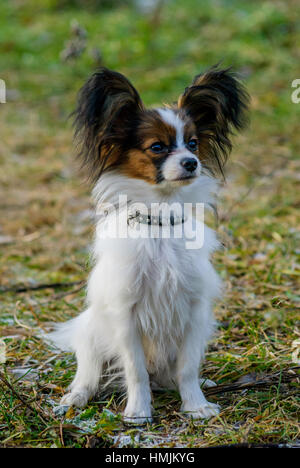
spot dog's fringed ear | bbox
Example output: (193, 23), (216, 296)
(74, 68), (144, 182)
(178, 67), (249, 176)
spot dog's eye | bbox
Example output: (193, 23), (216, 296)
(187, 139), (197, 152)
(150, 142), (165, 153)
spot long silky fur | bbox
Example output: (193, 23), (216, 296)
(48, 66), (249, 419)
(73, 67), (144, 183)
(178, 66), (250, 176)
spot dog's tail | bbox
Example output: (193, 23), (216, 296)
(46, 309), (90, 352)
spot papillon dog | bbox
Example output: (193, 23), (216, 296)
(50, 66), (248, 422)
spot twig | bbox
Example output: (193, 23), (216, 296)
(59, 421), (65, 447)
(0, 370), (55, 425)
(205, 368), (299, 396)
(0, 280), (85, 294)
(40, 282), (86, 304)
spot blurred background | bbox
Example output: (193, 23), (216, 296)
(0, 0), (299, 280)
(0, 0), (299, 448)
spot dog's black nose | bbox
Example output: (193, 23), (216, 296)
(180, 157), (198, 173)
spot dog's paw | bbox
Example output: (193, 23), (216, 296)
(181, 402), (220, 420)
(198, 378), (217, 389)
(60, 390), (89, 408)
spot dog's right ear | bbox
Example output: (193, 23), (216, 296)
(73, 68), (144, 182)
(178, 67), (249, 176)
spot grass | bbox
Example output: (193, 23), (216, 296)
(0, 0), (299, 448)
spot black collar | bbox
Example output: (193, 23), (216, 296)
(128, 211), (186, 226)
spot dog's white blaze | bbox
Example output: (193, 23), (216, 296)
(158, 108), (185, 148)
(157, 108), (200, 182)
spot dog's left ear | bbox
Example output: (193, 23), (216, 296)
(178, 67), (249, 175)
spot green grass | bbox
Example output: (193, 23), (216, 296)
(0, 0), (299, 448)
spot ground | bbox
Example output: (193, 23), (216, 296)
(0, 0), (299, 448)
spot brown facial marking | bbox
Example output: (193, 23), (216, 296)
(121, 149), (158, 184)
(120, 110), (177, 184)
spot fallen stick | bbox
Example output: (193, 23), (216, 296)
(0, 280), (85, 294)
(205, 368), (299, 396)
(0, 370), (55, 425)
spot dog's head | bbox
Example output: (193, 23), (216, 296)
(74, 67), (249, 188)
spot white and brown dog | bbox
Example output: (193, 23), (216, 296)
(50, 67), (248, 422)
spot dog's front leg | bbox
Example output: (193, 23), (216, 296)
(176, 303), (220, 420)
(119, 321), (152, 424)
(60, 337), (102, 408)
